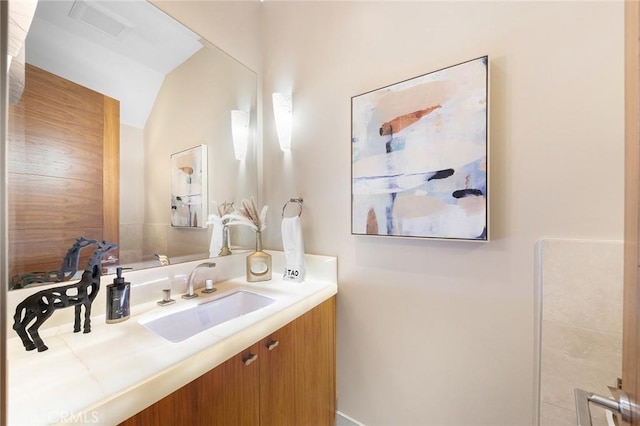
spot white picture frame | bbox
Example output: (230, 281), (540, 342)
(170, 145), (208, 228)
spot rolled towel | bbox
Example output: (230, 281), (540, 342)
(207, 214), (223, 257)
(281, 216), (305, 282)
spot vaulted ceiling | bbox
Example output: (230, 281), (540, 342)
(26, 0), (204, 128)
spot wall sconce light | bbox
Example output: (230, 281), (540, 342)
(272, 92), (292, 151)
(231, 110), (250, 161)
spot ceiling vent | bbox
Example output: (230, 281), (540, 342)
(68, 0), (132, 39)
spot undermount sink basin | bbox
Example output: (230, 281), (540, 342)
(140, 290), (275, 343)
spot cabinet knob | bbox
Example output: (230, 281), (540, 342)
(266, 340), (280, 351)
(243, 353), (258, 366)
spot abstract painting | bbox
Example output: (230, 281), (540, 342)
(351, 56), (488, 241)
(171, 145), (208, 228)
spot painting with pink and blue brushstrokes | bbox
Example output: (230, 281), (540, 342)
(351, 56), (488, 241)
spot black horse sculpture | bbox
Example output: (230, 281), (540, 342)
(13, 240), (118, 352)
(10, 236), (100, 289)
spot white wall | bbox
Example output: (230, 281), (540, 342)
(143, 1), (263, 261)
(144, 45), (258, 259)
(120, 124), (145, 264)
(152, 0), (262, 76)
(260, 2), (624, 425)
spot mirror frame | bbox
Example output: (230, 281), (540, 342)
(1, 0), (9, 421)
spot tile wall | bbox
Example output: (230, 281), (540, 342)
(538, 239), (623, 425)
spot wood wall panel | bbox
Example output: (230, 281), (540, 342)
(8, 65), (103, 179)
(20, 63), (103, 139)
(9, 135), (103, 179)
(7, 64), (119, 286)
(8, 228), (103, 278)
(8, 174), (102, 229)
(103, 96), (120, 251)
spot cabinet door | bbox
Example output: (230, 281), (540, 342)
(197, 344), (260, 426)
(118, 377), (194, 426)
(119, 344), (260, 426)
(294, 297), (337, 426)
(260, 322), (296, 426)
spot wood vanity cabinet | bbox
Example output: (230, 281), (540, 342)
(120, 296), (336, 426)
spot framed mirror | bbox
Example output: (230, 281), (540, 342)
(7, 0), (258, 290)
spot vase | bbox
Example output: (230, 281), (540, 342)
(219, 224), (232, 256)
(246, 230), (272, 282)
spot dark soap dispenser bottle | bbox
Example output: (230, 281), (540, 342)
(106, 267), (131, 324)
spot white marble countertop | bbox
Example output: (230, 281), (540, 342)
(6, 252), (337, 426)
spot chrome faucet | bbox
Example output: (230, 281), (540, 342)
(182, 262), (216, 299)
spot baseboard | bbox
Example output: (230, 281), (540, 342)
(336, 411), (366, 426)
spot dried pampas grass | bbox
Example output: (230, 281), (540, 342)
(229, 197), (268, 232)
(215, 201), (235, 217)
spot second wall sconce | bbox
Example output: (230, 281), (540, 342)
(272, 92), (292, 151)
(231, 110), (250, 161)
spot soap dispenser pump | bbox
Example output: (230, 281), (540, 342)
(106, 267), (131, 324)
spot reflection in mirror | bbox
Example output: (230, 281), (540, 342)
(7, 0), (258, 290)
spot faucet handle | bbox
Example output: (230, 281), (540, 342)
(157, 289), (176, 307)
(202, 279), (217, 294)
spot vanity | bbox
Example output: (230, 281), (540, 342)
(4, 1), (328, 424)
(6, 252), (337, 425)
